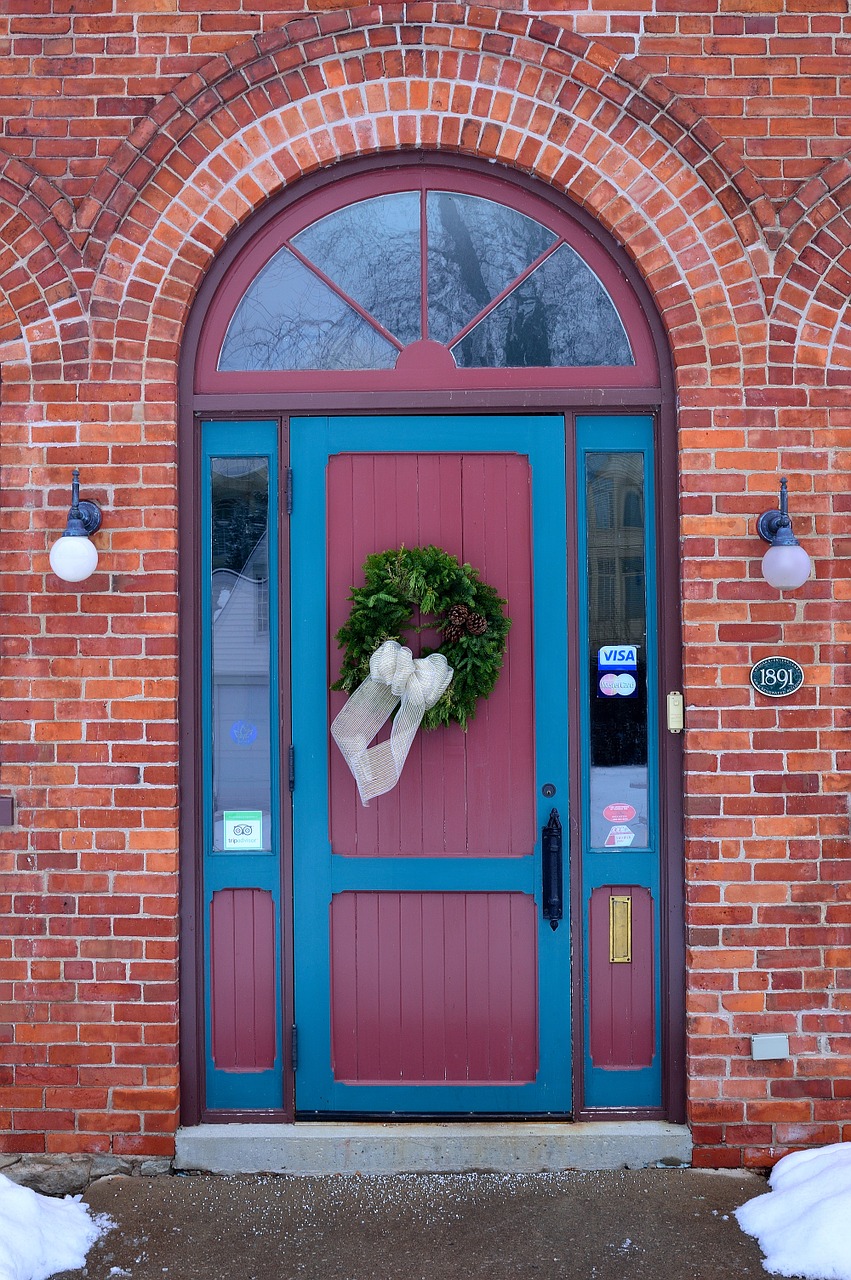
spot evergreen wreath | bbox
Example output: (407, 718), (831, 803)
(332, 545), (511, 730)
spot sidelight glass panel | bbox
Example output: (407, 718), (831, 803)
(293, 193), (422, 346)
(219, 249), (398, 371)
(452, 244), (634, 368)
(585, 452), (648, 848)
(427, 191), (556, 343)
(210, 457), (272, 851)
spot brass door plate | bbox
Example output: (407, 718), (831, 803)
(609, 894), (632, 963)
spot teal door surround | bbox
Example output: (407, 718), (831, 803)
(198, 412), (666, 1118)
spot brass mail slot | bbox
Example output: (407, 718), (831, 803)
(609, 894), (632, 963)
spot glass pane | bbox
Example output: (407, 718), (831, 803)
(219, 249), (398, 371)
(211, 457), (272, 851)
(585, 452), (648, 849)
(293, 193), (421, 346)
(452, 244), (634, 367)
(427, 191), (556, 343)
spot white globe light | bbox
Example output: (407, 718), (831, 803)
(49, 534), (99, 583)
(761, 542), (811, 591)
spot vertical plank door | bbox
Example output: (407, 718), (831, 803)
(291, 415), (570, 1113)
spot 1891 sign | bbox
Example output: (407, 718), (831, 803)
(749, 656), (805, 698)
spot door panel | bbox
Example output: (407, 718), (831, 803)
(330, 891), (538, 1083)
(291, 415), (570, 1114)
(326, 451), (535, 858)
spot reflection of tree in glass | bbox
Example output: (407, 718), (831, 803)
(218, 188), (634, 371)
(427, 192), (555, 346)
(212, 464), (269, 575)
(454, 245), (634, 368)
(219, 251), (399, 371)
(293, 194), (421, 346)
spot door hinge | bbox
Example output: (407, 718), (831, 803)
(288, 744), (295, 792)
(286, 467), (293, 514)
(291, 1024), (298, 1072)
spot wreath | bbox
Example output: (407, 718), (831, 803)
(332, 545), (511, 731)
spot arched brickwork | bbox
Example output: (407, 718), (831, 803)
(770, 186), (851, 386)
(81, 9), (770, 399)
(0, 156), (88, 383)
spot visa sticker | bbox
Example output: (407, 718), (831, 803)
(598, 645), (638, 670)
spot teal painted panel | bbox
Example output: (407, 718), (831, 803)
(576, 415), (662, 1109)
(291, 415), (571, 1115)
(201, 420), (284, 1111)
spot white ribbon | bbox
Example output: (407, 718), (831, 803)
(331, 639), (453, 805)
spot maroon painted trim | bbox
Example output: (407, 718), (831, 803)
(655, 395), (687, 1125)
(565, 408), (584, 1120)
(419, 188), (429, 340)
(193, 388), (663, 412)
(447, 239), (562, 347)
(177, 412), (204, 1126)
(278, 416), (295, 1121)
(179, 152), (685, 1126)
(194, 161), (657, 395)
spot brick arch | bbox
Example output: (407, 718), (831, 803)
(86, 15), (768, 392)
(79, 7), (773, 258)
(771, 198), (851, 387)
(0, 154), (87, 382)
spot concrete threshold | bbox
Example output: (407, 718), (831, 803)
(175, 1120), (692, 1176)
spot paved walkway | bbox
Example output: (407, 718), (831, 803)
(57, 1168), (787, 1280)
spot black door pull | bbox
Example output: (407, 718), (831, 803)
(542, 808), (563, 930)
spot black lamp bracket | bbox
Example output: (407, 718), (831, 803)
(757, 477), (799, 547)
(63, 468), (102, 537)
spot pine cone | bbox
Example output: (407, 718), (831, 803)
(467, 611), (488, 636)
(447, 603), (470, 628)
(442, 621), (465, 645)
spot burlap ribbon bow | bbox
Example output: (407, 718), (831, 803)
(331, 639), (453, 805)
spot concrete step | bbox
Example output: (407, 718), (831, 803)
(175, 1121), (692, 1175)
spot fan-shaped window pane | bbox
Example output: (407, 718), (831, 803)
(451, 244), (634, 368)
(427, 191), (556, 343)
(292, 193), (421, 346)
(220, 250), (397, 371)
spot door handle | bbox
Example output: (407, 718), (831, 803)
(542, 808), (563, 931)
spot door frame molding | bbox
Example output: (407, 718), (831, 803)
(177, 153), (684, 1126)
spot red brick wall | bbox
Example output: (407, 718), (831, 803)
(0, 2), (849, 1167)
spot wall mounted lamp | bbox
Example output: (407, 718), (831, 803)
(49, 469), (103, 583)
(757, 477), (812, 591)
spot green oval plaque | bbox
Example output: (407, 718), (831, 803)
(749, 655), (804, 698)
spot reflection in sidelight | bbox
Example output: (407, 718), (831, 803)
(211, 458), (273, 850)
(585, 452), (648, 848)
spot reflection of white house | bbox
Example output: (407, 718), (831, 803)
(212, 534), (271, 839)
(586, 454), (645, 647)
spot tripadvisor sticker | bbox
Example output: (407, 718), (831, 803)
(223, 810), (263, 851)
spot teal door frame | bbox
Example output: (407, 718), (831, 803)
(194, 411), (675, 1120)
(291, 414), (572, 1114)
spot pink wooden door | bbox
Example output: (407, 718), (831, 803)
(291, 415), (570, 1112)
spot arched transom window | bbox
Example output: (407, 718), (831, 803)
(195, 165), (657, 393)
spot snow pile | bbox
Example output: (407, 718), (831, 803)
(0, 1172), (112, 1280)
(736, 1143), (851, 1279)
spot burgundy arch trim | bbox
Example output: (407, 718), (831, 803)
(194, 162), (659, 396)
